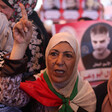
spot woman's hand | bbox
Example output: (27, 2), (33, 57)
(13, 3), (32, 45)
(10, 3), (33, 60)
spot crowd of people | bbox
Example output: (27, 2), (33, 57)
(0, 0), (111, 112)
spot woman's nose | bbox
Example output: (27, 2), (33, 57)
(56, 54), (64, 66)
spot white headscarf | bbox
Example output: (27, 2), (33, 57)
(45, 32), (96, 112)
(46, 32), (80, 86)
(0, 12), (13, 52)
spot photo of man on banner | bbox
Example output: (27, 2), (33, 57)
(52, 21), (112, 87)
(81, 23), (112, 70)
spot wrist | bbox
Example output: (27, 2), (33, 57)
(10, 41), (28, 60)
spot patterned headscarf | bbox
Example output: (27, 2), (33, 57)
(2, 0), (37, 22)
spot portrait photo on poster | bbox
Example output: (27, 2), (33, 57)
(43, 0), (61, 20)
(81, 22), (112, 70)
(43, 0), (60, 10)
(62, 0), (80, 10)
(84, 0), (100, 11)
(82, 0), (100, 20)
(62, 0), (80, 20)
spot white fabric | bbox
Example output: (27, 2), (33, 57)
(0, 12), (13, 52)
(44, 32), (96, 111)
(70, 76), (96, 112)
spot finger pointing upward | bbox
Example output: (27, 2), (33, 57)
(19, 3), (28, 20)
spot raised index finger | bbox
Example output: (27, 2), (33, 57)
(19, 3), (28, 20)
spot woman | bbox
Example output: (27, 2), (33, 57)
(0, 3), (96, 112)
(1, 0), (50, 81)
(0, 12), (13, 70)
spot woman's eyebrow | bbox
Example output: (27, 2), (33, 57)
(50, 49), (58, 52)
(63, 51), (74, 54)
(51, 49), (73, 54)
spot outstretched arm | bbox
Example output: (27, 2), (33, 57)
(10, 3), (33, 60)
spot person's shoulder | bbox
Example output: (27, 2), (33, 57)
(94, 81), (107, 97)
(93, 81), (108, 112)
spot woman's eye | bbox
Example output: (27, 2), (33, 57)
(65, 54), (73, 58)
(50, 52), (58, 56)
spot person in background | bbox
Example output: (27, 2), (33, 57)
(94, 79), (107, 112)
(0, 4), (96, 112)
(0, 1), (49, 111)
(0, 2), (20, 112)
(0, 12), (13, 52)
(0, 0), (50, 81)
(94, 70), (112, 112)
(0, 12), (13, 70)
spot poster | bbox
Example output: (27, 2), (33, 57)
(52, 20), (112, 87)
(41, 0), (101, 22)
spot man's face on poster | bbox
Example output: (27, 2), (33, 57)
(91, 33), (110, 55)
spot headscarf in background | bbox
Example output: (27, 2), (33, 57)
(0, 12), (13, 52)
(2, 0), (37, 22)
(102, 70), (112, 112)
(2, 0), (49, 75)
(21, 32), (96, 112)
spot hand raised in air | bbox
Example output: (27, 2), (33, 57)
(13, 3), (33, 45)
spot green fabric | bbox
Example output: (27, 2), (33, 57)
(43, 71), (78, 112)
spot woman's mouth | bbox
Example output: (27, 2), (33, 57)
(55, 69), (65, 74)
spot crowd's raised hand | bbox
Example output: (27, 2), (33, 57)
(13, 3), (32, 44)
(10, 3), (33, 60)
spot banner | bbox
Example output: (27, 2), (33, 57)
(52, 20), (112, 87)
(41, 0), (101, 22)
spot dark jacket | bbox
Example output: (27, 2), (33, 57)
(94, 81), (108, 112)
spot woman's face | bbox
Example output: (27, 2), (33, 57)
(47, 42), (76, 83)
